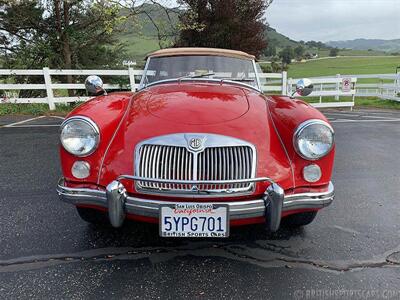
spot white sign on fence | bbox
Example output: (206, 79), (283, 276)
(342, 77), (352, 92)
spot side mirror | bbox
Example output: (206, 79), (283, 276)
(85, 75), (106, 96)
(295, 78), (313, 97)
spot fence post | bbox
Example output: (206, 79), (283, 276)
(287, 78), (292, 96)
(43, 67), (55, 110)
(335, 74), (340, 101)
(128, 67), (136, 92)
(281, 71), (287, 95)
(319, 83), (323, 103)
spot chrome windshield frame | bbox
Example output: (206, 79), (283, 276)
(138, 56), (262, 92)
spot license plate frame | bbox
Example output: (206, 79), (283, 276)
(159, 203), (229, 238)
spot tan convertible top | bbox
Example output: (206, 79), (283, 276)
(146, 47), (255, 61)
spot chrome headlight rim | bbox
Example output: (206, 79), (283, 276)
(60, 116), (100, 157)
(293, 119), (334, 161)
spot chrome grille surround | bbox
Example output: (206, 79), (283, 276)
(134, 133), (257, 197)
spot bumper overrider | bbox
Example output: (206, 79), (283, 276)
(56, 176), (334, 232)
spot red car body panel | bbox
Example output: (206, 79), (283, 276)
(267, 96), (335, 189)
(60, 92), (133, 186)
(96, 82), (293, 197)
(60, 81), (334, 225)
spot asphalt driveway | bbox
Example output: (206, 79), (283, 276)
(0, 109), (400, 299)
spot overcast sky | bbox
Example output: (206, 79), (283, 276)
(266, 0), (400, 42)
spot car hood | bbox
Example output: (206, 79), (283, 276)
(146, 83), (249, 125)
(98, 82), (293, 194)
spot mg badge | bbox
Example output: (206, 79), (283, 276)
(189, 138), (202, 150)
(186, 135), (206, 152)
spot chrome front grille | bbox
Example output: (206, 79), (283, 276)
(138, 145), (195, 190)
(196, 146), (253, 191)
(135, 133), (256, 196)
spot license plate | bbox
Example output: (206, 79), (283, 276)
(160, 203), (229, 238)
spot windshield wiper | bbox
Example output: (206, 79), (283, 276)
(179, 73), (215, 80)
(223, 77), (255, 82)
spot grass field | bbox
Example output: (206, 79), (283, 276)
(317, 49), (390, 57)
(0, 103), (77, 116)
(286, 56), (400, 78)
(298, 96), (400, 110)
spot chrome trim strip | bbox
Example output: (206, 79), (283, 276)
(57, 179), (334, 220)
(141, 77), (261, 93)
(117, 175), (274, 185)
(252, 59), (262, 91)
(138, 57), (150, 89)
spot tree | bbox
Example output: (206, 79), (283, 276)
(263, 38), (277, 57)
(2, 1), (131, 68)
(294, 45), (305, 60)
(118, 1), (181, 49)
(305, 40), (327, 49)
(0, 0), (130, 96)
(270, 56), (284, 72)
(175, 0), (273, 58)
(329, 47), (339, 57)
(279, 46), (294, 65)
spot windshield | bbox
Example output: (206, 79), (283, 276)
(140, 55), (259, 90)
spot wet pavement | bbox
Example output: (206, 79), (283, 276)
(0, 109), (400, 299)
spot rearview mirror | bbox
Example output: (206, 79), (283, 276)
(295, 78), (313, 97)
(85, 75), (106, 96)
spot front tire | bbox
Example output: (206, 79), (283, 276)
(76, 207), (110, 226)
(282, 211), (318, 228)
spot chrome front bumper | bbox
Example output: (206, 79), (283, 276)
(56, 177), (334, 231)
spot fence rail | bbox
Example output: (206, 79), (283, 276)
(288, 73), (400, 108)
(288, 75), (358, 108)
(0, 68), (399, 110)
(0, 68), (143, 110)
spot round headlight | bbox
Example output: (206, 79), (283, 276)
(294, 120), (334, 160)
(303, 164), (322, 183)
(60, 117), (99, 156)
(71, 161), (91, 179)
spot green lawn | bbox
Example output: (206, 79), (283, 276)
(286, 56), (400, 79)
(0, 103), (77, 116)
(298, 96), (400, 110)
(317, 49), (389, 57)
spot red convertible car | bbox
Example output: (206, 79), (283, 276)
(57, 48), (335, 237)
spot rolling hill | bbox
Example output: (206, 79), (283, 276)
(327, 39), (400, 53)
(117, 3), (325, 61)
(117, 4), (390, 61)
(264, 27), (299, 48)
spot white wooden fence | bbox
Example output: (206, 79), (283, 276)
(352, 74), (400, 101)
(258, 71), (288, 95)
(0, 68), (143, 110)
(288, 75), (358, 109)
(1, 68), (399, 110)
(289, 73), (400, 109)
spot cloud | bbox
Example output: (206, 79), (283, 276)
(266, 0), (400, 41)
